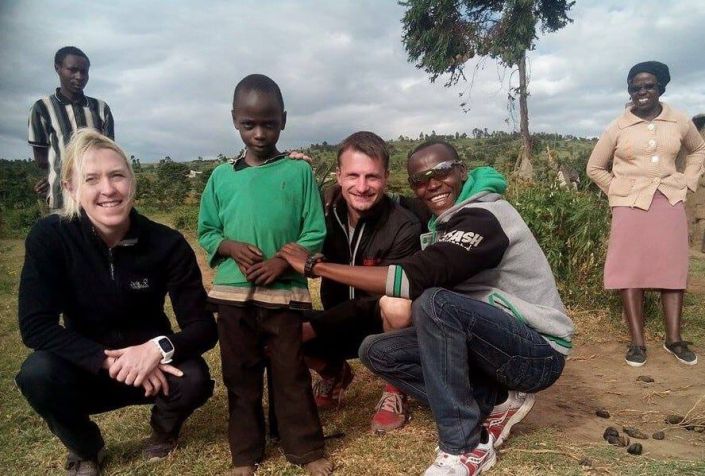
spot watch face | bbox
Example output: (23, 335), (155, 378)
(158, 338), (174, 353)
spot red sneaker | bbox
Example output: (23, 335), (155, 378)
(423, 438), (497, 476)
(313, 361), (354, 409)
(371, 384), (409, 433)
(484, 391), (536, 448)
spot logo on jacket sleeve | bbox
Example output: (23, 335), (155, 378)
(438, 230), (484, 250)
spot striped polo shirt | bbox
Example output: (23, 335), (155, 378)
(28, 89), (114, 209)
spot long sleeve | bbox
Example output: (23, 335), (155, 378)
(586, 124), (618, 194)
(682, 120), (705, 191)
(164, 235), (217, 361)
(18, 222), (106, 374)
(197, 170), (226, 268)
(103, 103), (115, 140)
(386, 208), (509, 299)
(296, 166), (326, 253)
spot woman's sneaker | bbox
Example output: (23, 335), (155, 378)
(625, 345), (646, 367)
(423, 436), (496, 476)
(663, 341), (698, 365)
(485, 391), (536, 448)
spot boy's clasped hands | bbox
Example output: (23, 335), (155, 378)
(222, 239), (290, 286)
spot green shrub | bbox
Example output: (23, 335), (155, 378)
(506, 180), (614, 309)
(173, 206), (199, 232)
(0, 204), (43, 238)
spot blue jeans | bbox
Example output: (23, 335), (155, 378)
(359, 288), (565, 454)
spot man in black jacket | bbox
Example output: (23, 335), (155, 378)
(303, 131), (423, 432)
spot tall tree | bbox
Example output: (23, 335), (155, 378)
(401, 0), (574, 178)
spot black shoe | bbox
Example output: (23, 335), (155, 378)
(66, 448), (105, 476)
(663, 341), (698, 365)
(625, 345), (646, 367)
(144, 433), (178, 461)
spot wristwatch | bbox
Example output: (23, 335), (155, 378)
(304, 253), (326, 278)
(150, 336), (174, 364)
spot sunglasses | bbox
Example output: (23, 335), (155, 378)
(408, 160), (462, 187)
(628, 83), (659, 94)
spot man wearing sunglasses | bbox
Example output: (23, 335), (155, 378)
(278, 140), (574, 476)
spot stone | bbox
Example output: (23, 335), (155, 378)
(603, 427), (619, 441)
(627, 443), (643, 455)
(652, 431), (665, 440)
(623, 426), (649, 439)
(596, 408), (610, 419)
(636, 375), (654, 383)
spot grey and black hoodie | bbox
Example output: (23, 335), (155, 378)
(385, 167), (574, 355)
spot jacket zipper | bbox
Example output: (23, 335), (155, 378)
(107, 248), (115, 281)
(333, 207), (365, 300)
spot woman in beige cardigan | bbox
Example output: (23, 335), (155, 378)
(587, 61), (705, 367)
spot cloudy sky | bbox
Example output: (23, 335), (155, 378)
(1, 0), (704, 162)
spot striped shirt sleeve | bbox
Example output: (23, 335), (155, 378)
(28, 100), (50, 146)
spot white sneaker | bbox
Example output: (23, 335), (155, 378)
(484, 391), (536, 448)
(423, 438), (497, 476)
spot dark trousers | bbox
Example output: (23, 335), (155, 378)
(15, 351), (214, 459)
(303, 297), (382, 371)
(359, 288), (565, 454)
(217, 304), (325, 466)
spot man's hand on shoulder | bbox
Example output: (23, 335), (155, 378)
(287, 151), (313, 163)
(245, 256), (289, 286)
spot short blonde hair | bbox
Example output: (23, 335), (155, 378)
(60, 129), (136, 220)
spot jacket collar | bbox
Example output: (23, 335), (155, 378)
(618, 102), (678, 129)
(79, 208), (141, 248)
(331, 194), (392, 228)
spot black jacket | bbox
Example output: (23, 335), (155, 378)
(320, 195), (422, 309)
(18, 209), (217, 374)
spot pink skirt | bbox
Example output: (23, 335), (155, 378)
(604, 192), (688, 290)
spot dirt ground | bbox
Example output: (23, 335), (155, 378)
(524, 341), (705, 461)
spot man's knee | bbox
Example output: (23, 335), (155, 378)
(359, 334), (391, 373)
(16, 351), (71, 405)
(169, 358), (214, 409)
(411, 287), (446, 328)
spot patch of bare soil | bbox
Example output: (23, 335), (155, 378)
(521, 341), (705, 461)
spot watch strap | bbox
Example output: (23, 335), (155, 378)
(304, 253), (326, 278)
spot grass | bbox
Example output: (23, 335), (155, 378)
(1, 224), (705, 474)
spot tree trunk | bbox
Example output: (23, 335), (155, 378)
(515, 51), (533, 180)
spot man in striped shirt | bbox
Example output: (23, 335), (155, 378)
(28, 46), (114, 211)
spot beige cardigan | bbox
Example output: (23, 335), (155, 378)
(587, 103), (705, 210)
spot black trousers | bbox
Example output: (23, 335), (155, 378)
(15, 351), (214, 460)
(217, 304), (325, 466)
(303, 297), (383, 371)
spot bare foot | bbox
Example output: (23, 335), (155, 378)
(304, 457), (333, 475)
(230, 465), (256, 476)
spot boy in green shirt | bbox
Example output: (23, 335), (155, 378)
(198, 74), (331, 476)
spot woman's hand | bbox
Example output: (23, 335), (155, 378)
(105, 342), (168, 387)
(140, 364), (183, 397)
(245, 257), (289, 285)
(276, 243), (311, 275)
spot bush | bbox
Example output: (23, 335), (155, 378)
(0, 204), (43, 238)
(506, 180), (614, 309)
(172, 206), (199, 232)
